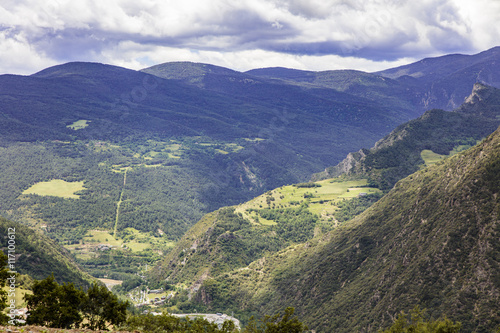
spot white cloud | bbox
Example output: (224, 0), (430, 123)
(98, 41), (415, 73)
(0, 0), (499, 74)
(0, 29), (57, 75)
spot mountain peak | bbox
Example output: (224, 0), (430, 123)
(458, 83), (500, 117)
(141, 61), (242, 82)
(31, 61), (136, 79)
(464, 82), (493, 104)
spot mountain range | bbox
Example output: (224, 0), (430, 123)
(0, 46), (499, 331)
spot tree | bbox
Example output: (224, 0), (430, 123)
(124, 312), (236, 333)
(242, 307), (308, 333)
(81, 283), (129, 330)
(25, 275), (84, 328)
(380, 306), (461, 333)
(25, 276), (128, 330)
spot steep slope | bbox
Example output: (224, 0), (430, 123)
(0, 216), (95, 287)
(312, 83), (500, 190)
(192, 123), (500, 333)
(149, 178), (381, 292)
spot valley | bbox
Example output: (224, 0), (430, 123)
(0, 47), (500, 332)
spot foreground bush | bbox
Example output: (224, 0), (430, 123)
(25, 275), (128, 329)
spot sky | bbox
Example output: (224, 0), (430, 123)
(1, 0), (499, 75)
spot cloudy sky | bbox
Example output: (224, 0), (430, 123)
(1, 0), (499, 75)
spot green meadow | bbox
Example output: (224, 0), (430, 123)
(421, 143), (476, 167)
(22, 179), (86, 199)
(2, 286), (31, 308)
(66, 119), (90, 130)
(79, 228), (174, 252)
(421, 150), (447, 167)
(235, 178), (381, 224)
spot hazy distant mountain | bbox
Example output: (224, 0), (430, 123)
(376, 46), (500, 110)
(247, 46), (500, 113)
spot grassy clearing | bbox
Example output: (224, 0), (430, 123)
(244, 138), (265, 142)
(235, 178), (381, 224)
(111, 165), (133, 173)
(75, 228), (176, 254)
(194, 141), (244, 154)
(22, 179), (85, 199)
(2, 286), (32, 308)
(84, 230), (122, 247)
(98, 278), (123, 289)
(421, 150), (447, 167)
(66, 119), (90, 130)
(421, 144), (476, 167)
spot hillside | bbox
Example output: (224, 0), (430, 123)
(148, 178), (381, 295)
(0, 216), (95, 287)
(312, 83), (500, 190)
(187, 122), (500, 332)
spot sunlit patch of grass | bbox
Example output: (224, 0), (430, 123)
(421, 143), (478, 168)
(235, 178), (381, 224)
(22, 179), (86, 199)
(66, 119), (90, 130)
(84, 230), (122, 247)
(421, 150), (447, 167)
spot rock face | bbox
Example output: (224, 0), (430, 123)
(311, 149), (367, 180)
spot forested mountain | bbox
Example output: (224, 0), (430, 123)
(0, 217), (94, 287)
(182, 120), (500, 333)
(312, 83), (500, 190)
(0, 63), (381, 244)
